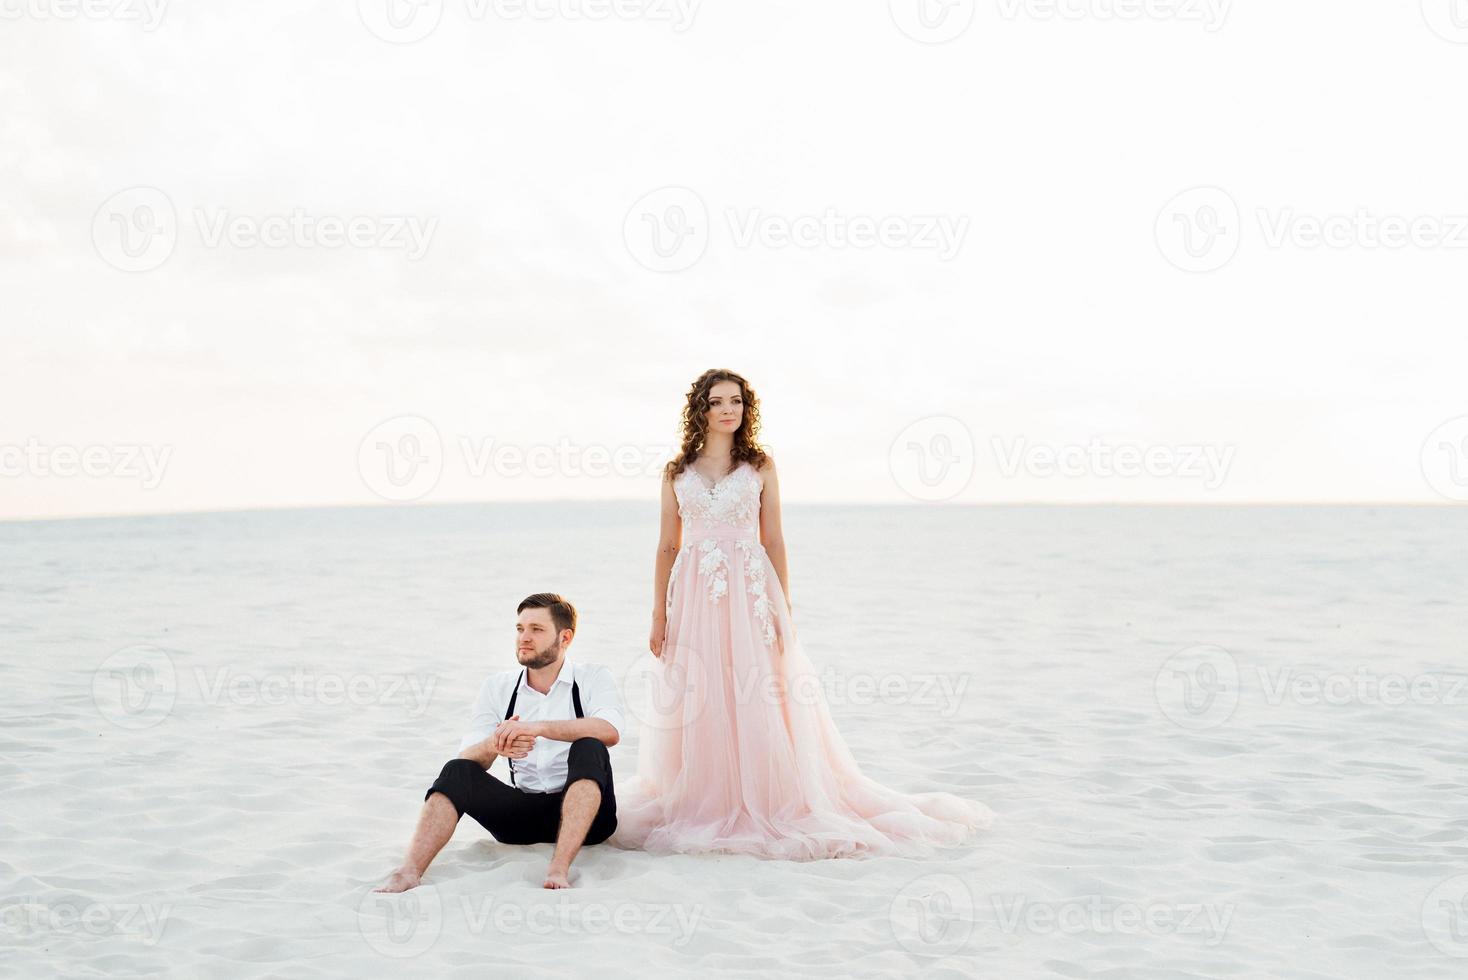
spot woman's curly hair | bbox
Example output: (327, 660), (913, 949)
(663, 368), (770, 483)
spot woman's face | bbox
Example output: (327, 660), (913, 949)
(704, 380), (744, 436)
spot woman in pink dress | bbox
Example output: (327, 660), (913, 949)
(611, 368), (995, 860)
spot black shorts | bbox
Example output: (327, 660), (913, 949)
(425, 737), (617, 846)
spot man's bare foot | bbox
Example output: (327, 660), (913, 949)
(375, 867), (423, 893)
(542, 866), (572, 889)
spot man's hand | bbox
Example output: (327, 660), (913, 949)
(492, 715), (542, 754)
(502, 733), (536, 759)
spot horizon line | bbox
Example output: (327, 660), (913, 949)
(2, 497), (1460, 525)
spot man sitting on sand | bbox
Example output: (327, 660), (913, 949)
(377, 593), (623, 891)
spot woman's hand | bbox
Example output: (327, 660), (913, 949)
(649, 615), (667, 658)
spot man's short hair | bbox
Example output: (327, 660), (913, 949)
(517, 592), (577, 636)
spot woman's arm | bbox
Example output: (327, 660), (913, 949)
(758, 456), (792, 609)
(650, 471), (682, 654)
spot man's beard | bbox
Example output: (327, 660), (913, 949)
(518, 636), (562, 669)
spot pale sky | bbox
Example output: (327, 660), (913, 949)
(3, 1), (1466, 520)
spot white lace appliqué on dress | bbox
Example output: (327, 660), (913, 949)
(697, 538), (728, 602)
(677, 462), (760, 528)
(735, 539), (776, 647)
(665, 461), (778, 649)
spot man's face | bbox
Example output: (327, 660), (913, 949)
(515, 609), (565, 669)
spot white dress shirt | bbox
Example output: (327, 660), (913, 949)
(458, 659), (625, 794)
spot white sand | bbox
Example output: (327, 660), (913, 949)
(2, 504), (1465, 977)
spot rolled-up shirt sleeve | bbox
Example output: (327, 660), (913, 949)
(582, 665), (625, 740)
(458, 677), (503, 754)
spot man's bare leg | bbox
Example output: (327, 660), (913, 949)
(376, 792), (458, 893)
(543, 779), (600, 889)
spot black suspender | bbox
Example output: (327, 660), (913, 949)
(505, 669), (524, 720)
(503, 665), (584, 787)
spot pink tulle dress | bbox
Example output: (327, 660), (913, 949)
(610, 459), (995, 860)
